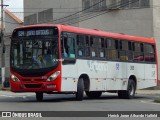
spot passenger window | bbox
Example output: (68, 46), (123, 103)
(101, 38), (105, 48)
(77, 35), (85, 57)
(119, 40), (128, 61)
(107, 39), (119, 60)
(144, 44), (155, 62)
(77, 35), (90, 57)
(134, 43), (141, 52)
(85, 36), (90, 46)
(77, 35), (85, 46)
(61, 34), (75, 59)
(133, 42), (144, 62)
(115, 40), (119, 49)
(90, 36), (105, 59)
(127, 41), (133, 61)
(128, 41), (132, 51)
(99, 38), (105, 58)
(90, 36), (97, 58)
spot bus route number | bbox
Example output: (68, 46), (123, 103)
(130, 66), (134, 70)
(116, 63), (120, 70)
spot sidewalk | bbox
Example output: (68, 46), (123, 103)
(136, 90), (160, 95)
(0, 87), (10, 91)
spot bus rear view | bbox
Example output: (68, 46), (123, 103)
(10, 25), (61, 101)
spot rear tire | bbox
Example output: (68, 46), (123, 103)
(76, 78), (84, 101)
(36, 92), (43, 101)
(85, 91), (102, 98)
(118, 79), (136, 99)
(126, 79), (136, 99)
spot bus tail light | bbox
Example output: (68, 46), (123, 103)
(46, 71), (60, 82)
(11, 74), (20, 82)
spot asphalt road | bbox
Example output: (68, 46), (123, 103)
(0, 91), (160, 120)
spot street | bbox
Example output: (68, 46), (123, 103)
(0, 91), (160, 120)
(0, 91), (160, 111)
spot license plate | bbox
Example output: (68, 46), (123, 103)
(47, 85), (56, 88)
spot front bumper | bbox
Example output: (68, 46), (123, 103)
(10, 80), (59, 92)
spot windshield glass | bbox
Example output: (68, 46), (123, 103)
(11, 37), (58, 69)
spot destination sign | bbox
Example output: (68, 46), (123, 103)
(14, 28), (58, 37)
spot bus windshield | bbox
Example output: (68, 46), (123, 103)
(11, 37), (58, 69)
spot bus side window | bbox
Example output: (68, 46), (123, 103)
(107, 39), (119, 60)
(90, 36), (96, 58)
(119, 40), (128, 61)
(77, 35), (85, 57)
(133, 42), (144, 62)
(62, 35), (75, 59)
(127, 41), (133, 61)
(85, 36), (90, 57)
(144, 44), (156, 62)
(68, 37), (75, 58)
(61, 36), (68, 58)
(105, 38), (108, 59)
(99, 38), (105, 58)
(90, 36), (98, 58)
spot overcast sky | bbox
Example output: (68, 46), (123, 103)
(3, 0), (24, 20)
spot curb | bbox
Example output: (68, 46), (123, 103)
(136, 90), (160, 95)
(0, 88), (10, 91)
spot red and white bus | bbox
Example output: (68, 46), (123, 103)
(10, 24), (158, 101)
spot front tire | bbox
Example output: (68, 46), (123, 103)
(36, 92), (43, 101)
(76, 78), (84, 101)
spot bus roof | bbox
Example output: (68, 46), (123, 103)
(15, 24), (155, 44)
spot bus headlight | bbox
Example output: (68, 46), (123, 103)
(11, 74), (20, 82)
(46, 71), (60, 82)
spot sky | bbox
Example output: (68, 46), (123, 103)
(3, 0), (24, 20)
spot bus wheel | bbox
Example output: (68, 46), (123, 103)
(76, 78), (84, 101)
(126, 79), (136, 99)
(36, 92), (43, 101)
(85, 91), (102, 98)
(118, 79), (136, 99)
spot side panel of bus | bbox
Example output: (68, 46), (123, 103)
(127, 63), (144, 89)
(143, 64), (157, 89)
(77, 60), (107, 91)
(126, 63), (156, 89)
(61, 61), (157, 92)
(61, 64), (78, 92)
(106, 62), (127, 90)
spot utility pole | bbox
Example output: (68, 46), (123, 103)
(0, 0), (8, 88)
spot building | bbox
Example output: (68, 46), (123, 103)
(24, 0), (81, 26)
(21, 0), (160, 88)
(23, 0), (152, 38)
(0, 9), (23, 84)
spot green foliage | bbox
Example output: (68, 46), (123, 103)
(154, 97), (160, 103)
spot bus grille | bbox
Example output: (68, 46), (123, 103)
(22, 79), (46, 82)
(24, 84), (42, 88)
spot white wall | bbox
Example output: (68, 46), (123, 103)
(5, 13), (22, 34)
